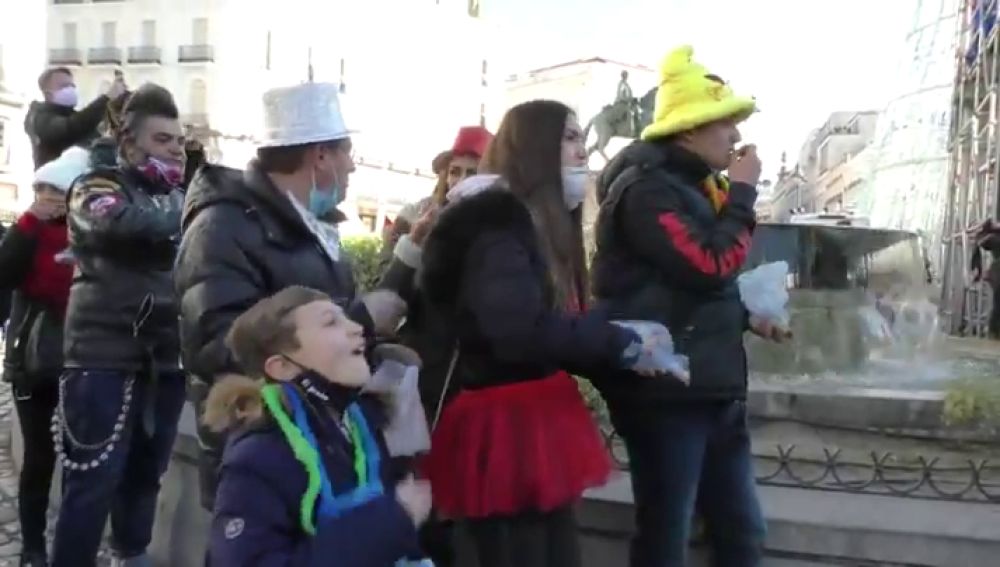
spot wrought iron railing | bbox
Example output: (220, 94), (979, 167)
(128, 46), (162, 64)
(48, 48), (83, 66)
(597, 422), (1000, 503)
(178, 45), (214, 63)
(88, 47), (123, 65)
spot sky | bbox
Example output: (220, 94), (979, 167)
(484, 0), (917, 181)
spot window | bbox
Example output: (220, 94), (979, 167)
(192, 18), (209, 45)
(0, 119), (9, 167)
(189, 79), (207, 115)
(141, 20), (156, 46)
(63, 22), (77, 49)
(101, 22), (117, 48)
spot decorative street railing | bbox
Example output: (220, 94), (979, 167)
(597, 422), (1000, 503)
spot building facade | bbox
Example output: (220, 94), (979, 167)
(209, 0), (500, 235)
(43, 0), (498, 235)
(47, 0), (221, 134)
(813, 145), (874, 214)
(768, 111), (878, 221)
(0, 0), (47, 222)
(504, 57), (655, 167)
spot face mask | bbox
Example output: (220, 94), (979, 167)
(561, 166), (589, 210)
(308, 168), (343, 217)
(283, 358), (360, 411)
(51, 86), (78, 108)
(136, 156), (184, 188)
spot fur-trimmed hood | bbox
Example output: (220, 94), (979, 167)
(420, 185), (541, 306)
(203, 374), (266, 433)
(202, 360), (411, 434)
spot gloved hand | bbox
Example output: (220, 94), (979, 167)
(613, 321), (690, 384)
(362, 290), (408, 337)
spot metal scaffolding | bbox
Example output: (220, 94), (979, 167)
(942, 0), (1000, 335)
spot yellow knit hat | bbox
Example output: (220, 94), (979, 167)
(641, 46), (756, 141)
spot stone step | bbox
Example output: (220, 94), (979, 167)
(584, 475), (1000, 567)
(17, 400), (1000, 566)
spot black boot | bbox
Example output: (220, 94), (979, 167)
(19, 551), (48, 567)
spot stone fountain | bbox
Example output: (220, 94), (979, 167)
(745, 222), (930, 375)
(582, 221), (1000, 567)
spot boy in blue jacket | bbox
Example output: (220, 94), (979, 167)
(203, 285), (433, 566)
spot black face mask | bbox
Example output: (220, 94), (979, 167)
(284, 359), (359, 414)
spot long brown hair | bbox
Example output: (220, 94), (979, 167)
(430, 169), (450, 205)
(480, 100), (587, 306)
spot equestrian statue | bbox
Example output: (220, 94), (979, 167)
(584, 70), (657, 163)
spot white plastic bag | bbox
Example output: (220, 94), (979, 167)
(54, 247), (76, 265)
(365, 360), (431, 457)
(738, 261), (790, 327)
(612, 321), (690, 384)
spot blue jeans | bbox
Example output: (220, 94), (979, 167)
(51, 369), (187, 567)
(609, 400), (766, 567)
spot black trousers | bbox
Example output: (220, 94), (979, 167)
(466, 506), (581, 567)
(14, 381), (59, 554)
(420, 514), (456, 567)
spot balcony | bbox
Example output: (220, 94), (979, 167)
(128, 46), (162, 64)
(88, 47), (123, 65)
(178, 45), (214, 63)
(182, 113), (209, 128)
(48, 48), (83, 66)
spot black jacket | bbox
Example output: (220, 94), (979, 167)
(24, 97), (108, 169)
(0, 223), (37, 382)
(378, 253), (458, 420)
(0, 224), (12, 326)
(176, 162), (385, 511)
(591, 140), (757, 404)
(420, 187), (632, 391)
(175, 163), (373, 384)
(0, 220), (66, 387)
(64, 167), (184, 371)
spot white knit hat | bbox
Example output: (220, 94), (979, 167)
(259, 82), (354, 148)
(34, 146), (92, 192)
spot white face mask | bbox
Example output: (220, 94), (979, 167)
(561, 166), (589, 210)
(51, 86), (78, 108)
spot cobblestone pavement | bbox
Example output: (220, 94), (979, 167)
(0, 381), (113, 566)
(0, 381), (24, 566)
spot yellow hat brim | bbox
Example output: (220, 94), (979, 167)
(641, 97), (756, 141)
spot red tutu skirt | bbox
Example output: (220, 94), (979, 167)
(425, 371), (612, 519)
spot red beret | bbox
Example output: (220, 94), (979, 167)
(451, 126), (493, 158)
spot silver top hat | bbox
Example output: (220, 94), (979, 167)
(259, 82), (353, 148)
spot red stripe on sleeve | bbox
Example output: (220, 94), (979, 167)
(657, 212), (751, 277)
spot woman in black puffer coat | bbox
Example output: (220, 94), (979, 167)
(418, 100), (665, 567)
